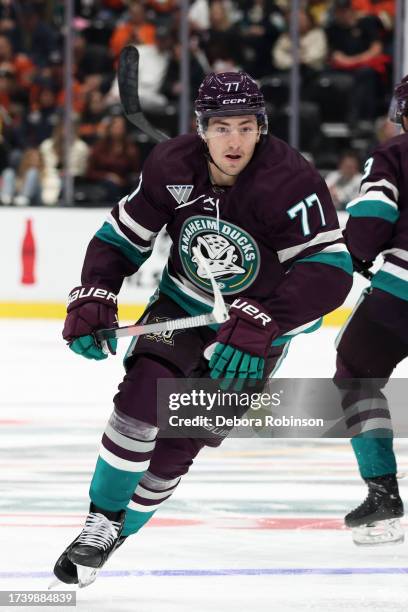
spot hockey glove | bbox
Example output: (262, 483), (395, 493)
(204, 298), (279, 390)
(62, 285), (118, 360)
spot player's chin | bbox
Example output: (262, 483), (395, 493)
(222, 157), (247, 174)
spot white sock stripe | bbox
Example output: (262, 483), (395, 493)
(134, 483), (178, 500)
(105, 423), (156, 453)
(99, 445), (150, 472)
(347, 418), (393, 437)
(127, 499), (162, 513)
(140, 471), (180, 491)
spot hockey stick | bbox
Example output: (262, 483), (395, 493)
(118, 44), (169, 143)
(95, 247), (229, 341)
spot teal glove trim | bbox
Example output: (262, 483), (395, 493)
(70, 335), (117, 360)
(209, 343), (265, 391)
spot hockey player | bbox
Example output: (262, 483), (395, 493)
(334, 75), (408, 545)
(53, 71), (352, 586)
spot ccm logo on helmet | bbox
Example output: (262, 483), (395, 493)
(222, 98), (247, 105)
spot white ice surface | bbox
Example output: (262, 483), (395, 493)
(1, 321), (408, 612)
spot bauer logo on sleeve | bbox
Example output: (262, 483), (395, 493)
(178, 215), (260, 294)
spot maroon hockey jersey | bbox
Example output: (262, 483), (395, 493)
(82, 134), (352, 344)
(346, 132), (408, 302)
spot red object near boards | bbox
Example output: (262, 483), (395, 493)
(21, 218), (35, 285)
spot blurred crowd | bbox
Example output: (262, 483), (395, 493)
(0, 0), (401, 207)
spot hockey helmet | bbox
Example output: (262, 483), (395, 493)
(194, 71), (268, 137)
(389, 75), (408, 124)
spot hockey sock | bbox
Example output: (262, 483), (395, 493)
(351, 434), (397, 480)
(89, 409), (158, 511)
(122, 471), (180, 536)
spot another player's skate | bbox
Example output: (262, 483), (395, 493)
(51, 503), (126, 588)
(345, 474), (404, 546)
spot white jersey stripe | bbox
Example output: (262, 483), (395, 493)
(119, 194), (157, 242)
(360, 178), (399, 201)
(276, 229), (343, 263)
(167, 268), (215, 307)
(283, 318), (321, 336)
(127, 173), (143, 201)
(381, 261), (408, 281)
(106, 214), (152, 253)
(382, 248), (408, 262)
(346, 192), (398, 211)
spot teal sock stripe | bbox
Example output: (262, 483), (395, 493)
(351, 432), (396, 479)
(90, 456), (145, 511)
(122, 508), (157, 536)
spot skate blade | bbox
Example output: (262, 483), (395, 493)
(48, 577), (69, 590)
(352, 518), (404, 546)
(76, 564), (99, 588)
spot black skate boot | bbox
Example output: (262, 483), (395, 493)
(345, 474), (404, 546)
(52, 503), (127, 588)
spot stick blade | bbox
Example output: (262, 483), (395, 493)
(118, 44), (169, 143)
(118, 45), (141, 116)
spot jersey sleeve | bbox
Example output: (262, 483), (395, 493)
(262, 171), (352, 342)
(81, 149), (172, 293)
(344, 147), (400, 262)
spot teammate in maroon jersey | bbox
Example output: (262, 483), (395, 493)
(53, 71), (352, 586)
(335, 75), (408, 546)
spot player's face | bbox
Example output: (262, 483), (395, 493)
(205, 115), (261, 185)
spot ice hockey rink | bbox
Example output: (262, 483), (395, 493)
(1, 320), (408, 612)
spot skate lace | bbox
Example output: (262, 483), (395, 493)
(77, 513), (121, 551)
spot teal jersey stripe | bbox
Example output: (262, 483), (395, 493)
(347, 200), (399, 223)
(296, 251), (353, 275)
(95, 221), (151, 268)
(159, 267), (213, 315)
(372, 270), (408, 301)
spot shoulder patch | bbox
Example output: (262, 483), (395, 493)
(166, 185), (194, 205)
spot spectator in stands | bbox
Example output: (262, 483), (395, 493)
(201, 0), (243, 71)
(325, 150), (362, 210)
(0, 34), (35, 93)
(74, 31), (115, 95)
(239, 0), (284, 78)
(23, 81), (59, 147)
(20, 5), (58, 68)
(161, 38), (205, 105)
(109, 0), (156, 59)
(326, 0), (388, 126)
(273, 7), (328, 82)
(86, 114), (140, 202)
(40, 116), (89, 206)
(78, 90), (108, 146)
(0, 147), (42, 206)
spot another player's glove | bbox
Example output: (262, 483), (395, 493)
(204, 298), (279, 390)
(62, 285), (118, 360)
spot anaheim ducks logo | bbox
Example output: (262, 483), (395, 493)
(179, 216), (260, 295)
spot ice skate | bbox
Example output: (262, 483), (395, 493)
(51, 504), (126, 588)
(345, 475), (404, 546)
